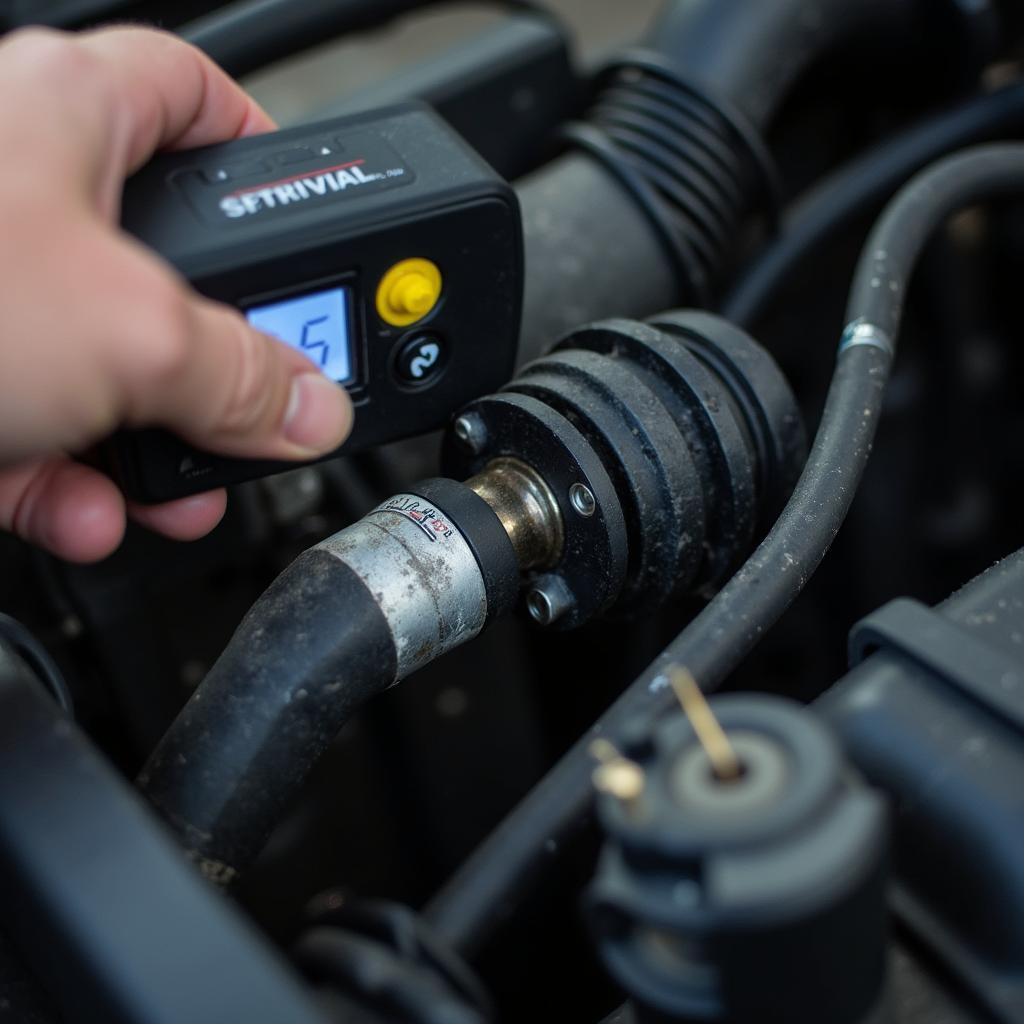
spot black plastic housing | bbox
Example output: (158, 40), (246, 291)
(589, 695), (888, 1024)
(0, 643), (330, 1024)
(818, 549), (1024, 1023)
(110, 103), (522, 502)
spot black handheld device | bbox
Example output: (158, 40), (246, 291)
(108, 103), (522, 503)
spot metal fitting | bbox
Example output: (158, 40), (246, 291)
(452, 413), (489, 455)
(466, 458), (563, 572)
(526, 575), (575, 626)
(569, 482), (596, 517)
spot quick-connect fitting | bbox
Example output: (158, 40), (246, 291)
(465, 458), (563, 573)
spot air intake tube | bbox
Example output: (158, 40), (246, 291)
(518, 0), (933, 358)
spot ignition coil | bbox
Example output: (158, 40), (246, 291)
(588, 694), (889, 1024)
(445, 311), (806, 626)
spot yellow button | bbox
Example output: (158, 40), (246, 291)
(376, 258), (442, 327)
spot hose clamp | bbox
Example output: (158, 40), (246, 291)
(317, 495), (488, 682)
(839, 319), (894, 358)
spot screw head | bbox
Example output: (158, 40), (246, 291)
(526, 588), (554, 625)
(453, 413), (488, 454)
(569, 482), (596, 517)
(526, 575), (575, 626)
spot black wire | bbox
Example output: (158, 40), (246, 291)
(182, 0), (546, 79)
(723, 80), (1024, 328)
(0, 613), (73, 715)
(424, 143), (1024, 957)
(843, 146), (1024, 337)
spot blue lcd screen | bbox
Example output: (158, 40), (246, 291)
(246, 287), (353, 384)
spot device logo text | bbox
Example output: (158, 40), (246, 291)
(219, 159), (406, 218)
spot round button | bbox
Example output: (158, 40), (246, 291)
(376, 258), (442, 327)
(390, 274), (434, 317)
(395, 334), (446, 386)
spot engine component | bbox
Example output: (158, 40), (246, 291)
(445, 311), (806, 626)
(109, 103), (522, 503)
(138, 310), (805, 879)
(819, 547), (1024, 1023)
(589, 695), (888, 1024)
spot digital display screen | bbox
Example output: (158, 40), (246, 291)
(246, 287), (353, 384)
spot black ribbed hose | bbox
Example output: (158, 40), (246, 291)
(517, 0), (924, 359)
(425, 144), (1024, 957)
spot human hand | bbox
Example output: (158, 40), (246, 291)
(0, 26), (353, 562)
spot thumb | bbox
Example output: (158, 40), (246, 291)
(122, 285), (354, 462)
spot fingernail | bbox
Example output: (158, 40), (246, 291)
(283, 373), (352, 453)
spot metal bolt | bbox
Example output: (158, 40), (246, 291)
(526, 575), (575, 626)
(453, 413), (488, 454)
(467, 458), (563, 571)
(569, 482), (596, 517)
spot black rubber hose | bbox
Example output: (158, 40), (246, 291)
(139, 480), (517, 883)
(642, 0), (916, 131)
(424, 144), (1024, 957)
(138, 548), (398, 884)
(724, 80), (1024, 327)
(182, 0), (428, 77)
(182, 0), (540, 79)
(188, 0), (899, 94)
